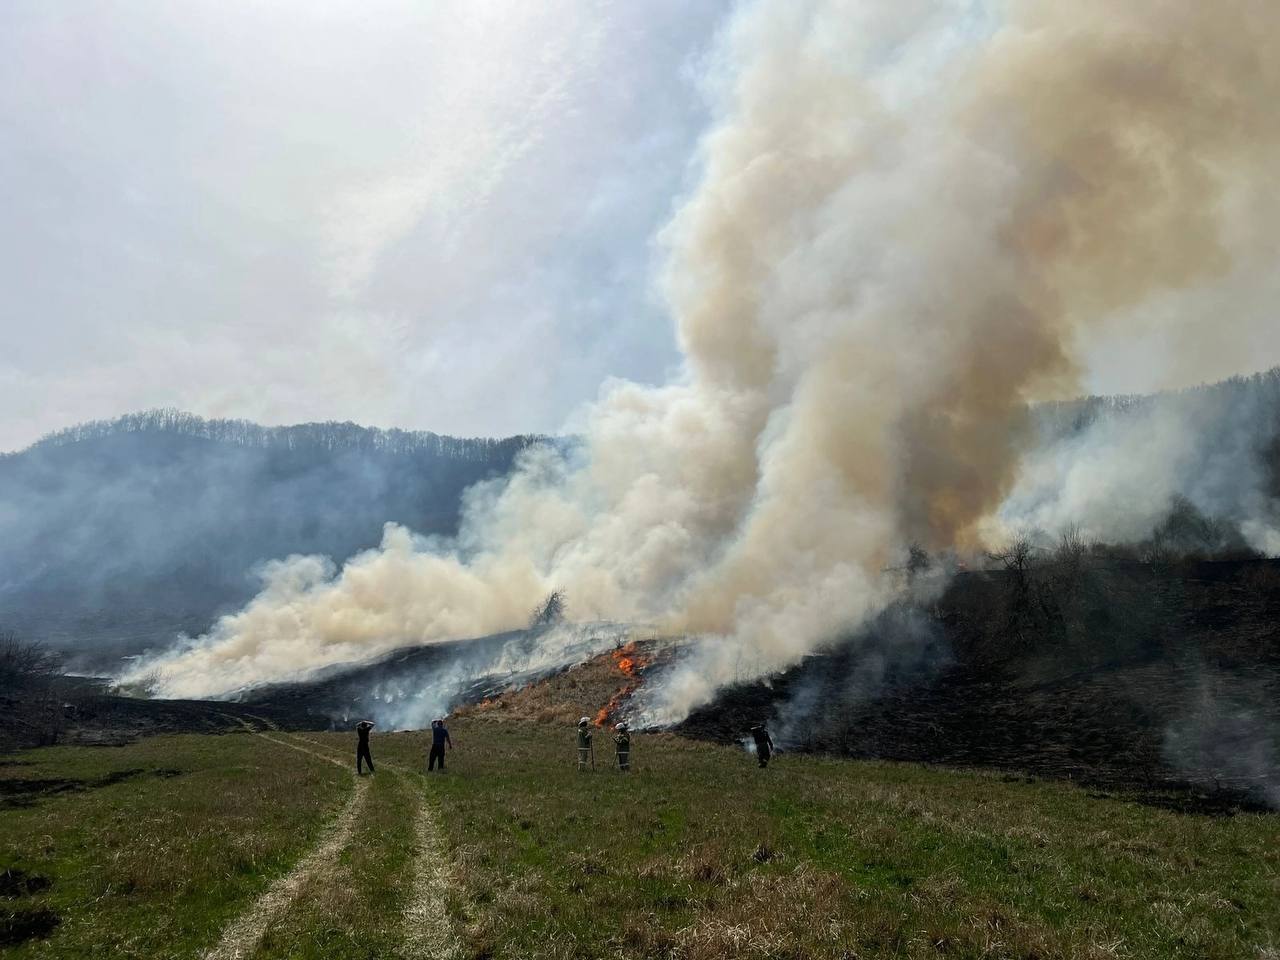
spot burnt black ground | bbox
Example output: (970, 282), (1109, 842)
(677, 559), (1280, 810)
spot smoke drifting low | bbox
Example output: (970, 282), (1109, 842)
(997, 372), (1280, 553)
(128, 0), (1280, 717)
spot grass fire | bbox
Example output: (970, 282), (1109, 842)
(3, 0), (1280, 956)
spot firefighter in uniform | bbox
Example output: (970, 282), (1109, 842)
(613, 722), (631, 772)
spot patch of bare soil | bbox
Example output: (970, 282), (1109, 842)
(0, 692), (321, 753)
(0, 867), (58, 947)
(0, 766), (182, 809)
(0, 905), (60, 946)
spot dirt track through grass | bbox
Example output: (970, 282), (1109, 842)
(260, 730), (462, 960)
(402, 788), (462, 960)
(204, 728), (367, 960)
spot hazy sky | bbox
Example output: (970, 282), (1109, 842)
(4, 1), (1279, 453)
(0, 0), (732, 451)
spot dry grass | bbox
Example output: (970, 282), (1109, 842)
(452, 648), (641, 727)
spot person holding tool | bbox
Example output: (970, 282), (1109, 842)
(613, 722), (631, 772)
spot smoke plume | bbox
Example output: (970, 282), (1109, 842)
(128, 0), (1280, 717)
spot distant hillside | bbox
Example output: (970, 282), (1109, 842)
(1035, 366), (1280, 447)
(0, 410), (546, 670)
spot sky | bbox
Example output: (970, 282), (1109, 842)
(0, 0), (732, 452)
(3, 0), (1280, 454)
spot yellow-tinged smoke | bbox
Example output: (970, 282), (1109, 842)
(129, 0), (1280, 711)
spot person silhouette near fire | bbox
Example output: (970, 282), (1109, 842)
(427, 718), (452, 771)
(750, 723), (774, 768)
(576, 716), (593, 771)
(355, 720), (375, 774)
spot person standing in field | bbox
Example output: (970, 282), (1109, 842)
(576, 717), (593, 771)
(750, 723), (774, 769)
(427, 718), (452, 772)
(355, 720), (375, 774)
(613, 722), (631, 772)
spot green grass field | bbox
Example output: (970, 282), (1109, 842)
(3, 720), (1278, 959)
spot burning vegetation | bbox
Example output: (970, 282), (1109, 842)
(592, 641), (653, 727)
(450, 640), (660, 729)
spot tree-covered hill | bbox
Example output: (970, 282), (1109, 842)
(0, 410), (545, 670)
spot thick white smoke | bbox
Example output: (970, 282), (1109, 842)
(129, 0), (1280, 716)
(995, 373), (1280, 552)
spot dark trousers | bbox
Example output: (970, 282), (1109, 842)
(428, 745), (446, 771)
(357, 744), (374, 773)
(757, 747), (770, 769)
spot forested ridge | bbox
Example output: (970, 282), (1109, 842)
(5, 407), (542, 462)
(0, 411), (549, 670)
(1035, 366), (1280, 437)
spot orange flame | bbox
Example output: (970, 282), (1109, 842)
(611, 641), (650, 677)
(595, 642), (651, 725)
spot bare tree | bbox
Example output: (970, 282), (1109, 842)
(906, 542), (932, 575)
(528, 589), (566, 630)
(0, 632), (66, 746)
(1054, 523), (1087, 569)
(987, 532), (1038, 578)
(0, 631), (62, 692)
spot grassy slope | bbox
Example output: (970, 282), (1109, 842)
(379, 720), (1280, 960)
(0, 732), (349, 958)
(3, 722), (1279, 959)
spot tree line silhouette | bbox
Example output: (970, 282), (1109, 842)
(5, 408), (545, 463)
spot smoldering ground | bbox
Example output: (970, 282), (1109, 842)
(123, 0), (1280, 731)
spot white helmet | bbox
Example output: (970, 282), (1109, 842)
(578, 716), (591, 726)
(614, 722), (628, 732)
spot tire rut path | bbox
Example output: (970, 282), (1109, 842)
(203, 720), (368, 960)
(268, 731), (464, 960)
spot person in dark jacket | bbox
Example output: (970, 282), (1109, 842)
(576, 717), (593, 771)
(427, 718), (452, 772)
(355, 720), (375, 774)
(749, 723), (774, 769)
